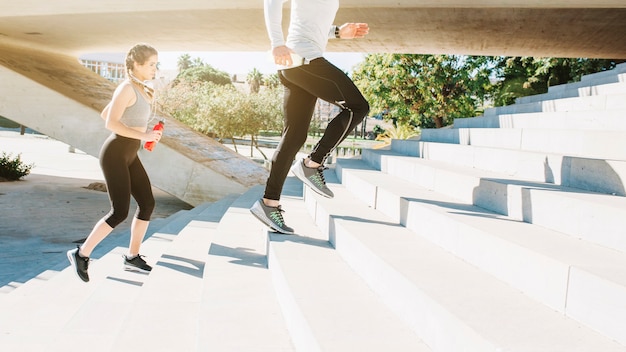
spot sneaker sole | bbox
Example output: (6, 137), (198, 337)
(123, 264), (151, 274)
(250, 206), (294, 235)
(67, 250), (89, 282)
(290, 163), (334, 199)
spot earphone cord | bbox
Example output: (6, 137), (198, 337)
(128, 72), (155, 100)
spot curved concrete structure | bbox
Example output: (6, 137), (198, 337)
(1, 1), (625, 58)
(1, 1), (625, 204)
(0, 42), (268, 206)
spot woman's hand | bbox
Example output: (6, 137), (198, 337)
(338, 23), (369, 39)
(272, 45), (293, 66)
(145, 129), (163, 143)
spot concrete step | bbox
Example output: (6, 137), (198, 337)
(579, 63), (626, 82)
(154, 201), (216, 235)
(197, 186), (295, 351)
(362, 148), (626, 253)
(106, 195), (238, 351)
(0, 198), (234, 349)
(515, 63), (626, 105)
(302, 171), (626, 351)
(579, 62), (626, 82)
(441, 70), (626, 122)
(0, 269), (60, 295)
(516, 79), (626, 104)
(0, 199), (221, 295)
(334, 157), (626, 346)
(483, 92), (626, 116)
(393, 139), (626, 197)
(420, 127), (626, 161)
(267, 194), (431, 351)
(0, 221), (164, 298)
(12, 196), (237, 351)
(0, 210), (181, 295)
(453, 109), (626, 130)
(0, 231), (176, 351)
(52, 240), (176, 351)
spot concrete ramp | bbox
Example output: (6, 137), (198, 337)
(0, 43), (268, 206)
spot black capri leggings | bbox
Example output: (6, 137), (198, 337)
(99, 133), (155, 228)
(264, 57), (370, 200)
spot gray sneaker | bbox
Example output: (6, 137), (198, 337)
(290, 159), (334, 198)
(250, 199), (294, 234)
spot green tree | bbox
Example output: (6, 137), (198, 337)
(352, 54), (493, 128)
(157, 79), (284, 159)
(201, 84), (284, 157)
(175, 65), (232, 86)
(202, 85), (246, 147)
(243, 86), (284, 158)
(156, 80), (211, 131)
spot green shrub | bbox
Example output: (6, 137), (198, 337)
(0, 152), (34, 181)
(0, 116), (20, 129)
(375, 124), (420, 142)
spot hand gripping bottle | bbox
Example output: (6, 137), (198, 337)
(144, 120), (164, 151)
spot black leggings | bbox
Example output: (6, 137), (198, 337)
(264, 57), (370, 200)
(99, 133), (155, 228)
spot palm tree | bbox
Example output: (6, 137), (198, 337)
(177, 54), (193, 72)
(263, 73), (280, 89)
(192, 57), (204, 68)
(246, 68), (263, 94)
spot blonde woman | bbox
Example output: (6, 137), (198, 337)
(67, 43), (162, 282)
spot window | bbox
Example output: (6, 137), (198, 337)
(80, 59), (126, 83)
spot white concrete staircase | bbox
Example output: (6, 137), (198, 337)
(2, 65), (626, 351)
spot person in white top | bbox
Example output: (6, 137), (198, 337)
(250, 0), (370, 234)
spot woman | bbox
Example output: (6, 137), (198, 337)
(67, 43), (162, 282)
(250, 0), (370, 234)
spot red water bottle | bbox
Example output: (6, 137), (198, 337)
(144, 120), (164, 151)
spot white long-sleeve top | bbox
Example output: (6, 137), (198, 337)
(264, 0), (339, 60)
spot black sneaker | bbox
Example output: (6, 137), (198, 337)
(67, 246), (90, 282)
(250, 199), (295, 234)
(123, 254), (152, 273)
(290, 159), (334, 198)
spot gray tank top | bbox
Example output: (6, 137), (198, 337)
(119, 84), (151, 129)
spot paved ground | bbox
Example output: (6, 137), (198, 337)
(0, 129), (192, 287)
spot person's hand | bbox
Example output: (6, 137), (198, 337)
(338, 23), (369, 39)
(272, 45), (293, 66)
(146, 129), (162, 143)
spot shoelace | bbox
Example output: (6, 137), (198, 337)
(126, 254), (147, 264)
(77, 251), (90, 264)
(270, 205), (287, 226)
(315, 166), (328, 185)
